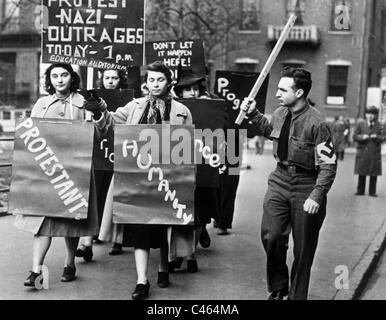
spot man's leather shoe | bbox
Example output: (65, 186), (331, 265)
(268, 289), (288, 300)
(75, 246), (93, 262)
(24, 271), (42, 287)
(354, 192), (364, 196)
(369, 194), (378, 197)
(199, 227), (211, 248)
(132, 281), (150, 300)
(157, 272), (169, 288)
(217, 228), (229, 235)
(61, 265), (76, 282)
(168, 257), (183, 273)
(109, 243), (123, 255)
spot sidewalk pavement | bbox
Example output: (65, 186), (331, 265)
(0, 150), (385, 299)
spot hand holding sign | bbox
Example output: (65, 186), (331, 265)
(235, 14), (297, 125)
(80, 89), (106, 119)
(240, 98), (257, 115)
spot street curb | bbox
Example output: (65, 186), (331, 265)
(333, 219), (386, 300)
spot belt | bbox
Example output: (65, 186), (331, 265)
(277, 163), (317, 175)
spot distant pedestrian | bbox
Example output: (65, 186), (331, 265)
(240, 67), (337, 300)
(331, 115), (347, 161)
(353, 106), (385, 197)
(255, 136), (265, 155)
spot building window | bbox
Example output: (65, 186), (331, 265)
(1, 0), (20, 33)
(330, 0), (352, 32)
(239, 0), (260, 31)
(286, 0), (305, 25)
(326, 65), (349, 105)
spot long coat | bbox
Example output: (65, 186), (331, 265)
(14, 93), (99, 236)
(353, 119), (384, 176)
(97, 96), (195, 259)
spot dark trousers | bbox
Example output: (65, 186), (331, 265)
(217, 173), (240, 229)
(261, 166), (326, 300)
(94, 170), (113, 226)
(357, 175), (377, 195)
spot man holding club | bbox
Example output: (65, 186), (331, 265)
(240, 67), (337, 300)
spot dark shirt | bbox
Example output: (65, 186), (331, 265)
(248, 103), (337, 204)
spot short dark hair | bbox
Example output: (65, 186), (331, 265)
(174, 79), (207, 98)
(280, 66), (312, 98)
(96, 69), (128, 89)
(145, 61), (173, 85)
(45, 63), (80, 95)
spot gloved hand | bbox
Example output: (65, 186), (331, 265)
(80, 90), (106, 119)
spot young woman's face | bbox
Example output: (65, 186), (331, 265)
(146, 70), (169, 97)
(182, 84), (200, 99)
(50, 67), (72, 95)
(103, 70), (120, 89)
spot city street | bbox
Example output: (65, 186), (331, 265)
(1, 146), (385, 300)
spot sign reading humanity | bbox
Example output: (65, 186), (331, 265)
(113, 125), (195, 225)
(42, 0), (145, 70)
(10, 118), (94, 220)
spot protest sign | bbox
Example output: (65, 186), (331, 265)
(10, 118), (94, 220)
(214, 71), (269, 129)
(145, 40), (205, 80)
(42, 0), (145, 71)
(178, 98), (226, 187)
(113, 124), (195, 225)
(92, 89), (134, 171)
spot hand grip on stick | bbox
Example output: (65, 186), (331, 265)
(235, 14), (297, 125)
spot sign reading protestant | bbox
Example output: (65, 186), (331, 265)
(42, 0), (145, 71)
(10, 118), (94, 220)
(145, 40), (205, 80)
(113, 124), (195, 225)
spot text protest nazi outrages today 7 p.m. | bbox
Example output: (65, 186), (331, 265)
(41, 0), (145, 71)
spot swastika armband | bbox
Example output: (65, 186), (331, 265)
(315, 137), (336, 165)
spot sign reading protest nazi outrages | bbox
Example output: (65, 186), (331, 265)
(145, 40), (206, 80)
(42, 0), (145, 71)
(10, 118), (94, 220)
(113, 124), (195, 225)
(92, 89), (134, 171)
(215, 71), (269, 128)
(178, 98), (227, 187)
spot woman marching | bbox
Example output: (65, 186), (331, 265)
(168, 68), (219, 273)
(15, 63), (103, 286)
(84, 61), (193, 300)
(76, 69), (129, 261)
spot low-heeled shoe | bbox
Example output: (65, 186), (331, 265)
(132, 281), (150, 300)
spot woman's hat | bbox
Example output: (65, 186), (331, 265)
(174, 68), (205, 92)
(365, 106), (379, 115)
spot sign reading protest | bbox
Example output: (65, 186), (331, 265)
(178, 98), (226, 187)
(10, 118), (94, 220)
(42, 0), (145, 71)
(145, 40), (205, 80)
(113, 124), (195, 225)
(214, 71), (269, 129)
(92, 89), (134, 171)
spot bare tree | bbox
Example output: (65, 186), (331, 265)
(146, 0), (241, 67)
